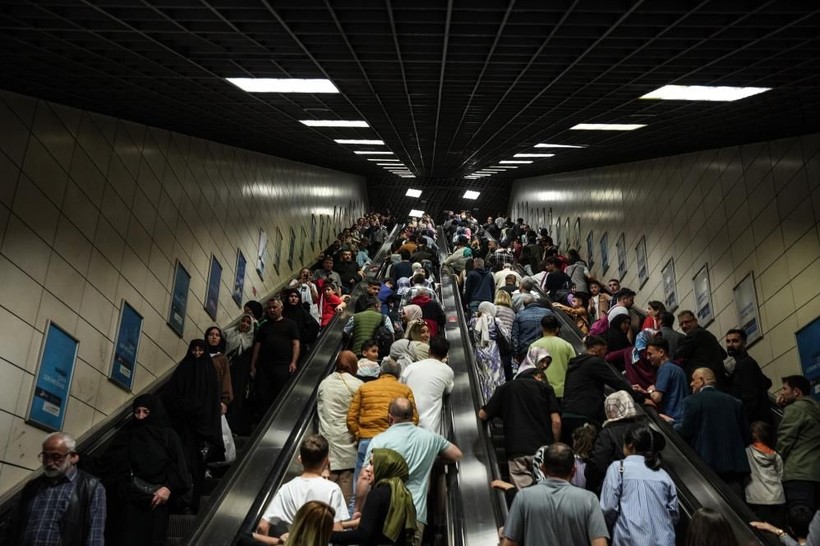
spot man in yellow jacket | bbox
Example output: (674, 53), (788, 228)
(346, 358), (418, 512)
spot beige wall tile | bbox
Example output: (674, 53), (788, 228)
(44, 253), (85, 311)
(0, 359), (26, 414)
(1, 215), (52, 284)
(0, 255), (44, 325)
(36, 291), (79, 337)
(12, 178), (61, 245)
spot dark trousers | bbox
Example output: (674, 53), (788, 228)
(784, 479), (820, 511)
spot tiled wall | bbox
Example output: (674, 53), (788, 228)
(509, 133), (819, 386)
(0, 90), (367, 495)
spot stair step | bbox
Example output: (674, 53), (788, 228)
(167, 514), (197, 538)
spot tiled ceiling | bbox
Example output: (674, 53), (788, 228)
(1, 1), (819, 218)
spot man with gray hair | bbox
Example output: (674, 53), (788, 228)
(464, 257), (495, 315)
(3, 432), (106, 546)
(512, 294), (554, 359)
(512, 279), (540, 313)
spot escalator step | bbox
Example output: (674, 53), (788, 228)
(201, 477), (221, 495)
(167, 514), (197, 538)
(235, 435), (251, 450)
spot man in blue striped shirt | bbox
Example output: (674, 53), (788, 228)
(3, 432), (106, 546)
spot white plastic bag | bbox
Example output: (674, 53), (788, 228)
(221, 414), (236, 464)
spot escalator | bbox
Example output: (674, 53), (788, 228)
(453, 230), (781, 545)
(0, 225), (402, 545)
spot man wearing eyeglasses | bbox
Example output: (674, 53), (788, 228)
(3, 432), (106, 546)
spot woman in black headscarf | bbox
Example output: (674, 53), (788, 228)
(281, 288), (319, 352)
(204, 326), (234, 415)
(163, 339), (224, 511)
(100, 394), (191, 546)
(604, 314), (634, 371)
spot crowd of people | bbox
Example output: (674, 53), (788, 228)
(440, 210), (819, 546)
(4, 208), (818, 546)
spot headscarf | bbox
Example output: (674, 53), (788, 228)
(372, 448), (417, 543)
(531, 445), (548, 482)
(475, 302), (498, 347)
(244, 300), (264, 321)
(411, 262), (423, 274)
(205, 326), (226, 355)
(515, 346), (552, 378)
(603, 390), (640, 427)
(403, 304), (422, 323)
(128, 394), (173, 481)
(390, 253), (402, 264)
(224, 313), (256, 356)
(163, 340), (223, 449)
(390, 338), (420, 369)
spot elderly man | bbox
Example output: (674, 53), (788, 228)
(4, 432), (106, 546)
(675, 310), (728, 390)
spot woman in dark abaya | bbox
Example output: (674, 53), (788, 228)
(101, 394), (191, 546)
(604, 314), (634, 372)
(163, 339), (224, 512)
(224, 313), (256, 436)
(204, 326), (234, 415)
(281, 287), (319, 352)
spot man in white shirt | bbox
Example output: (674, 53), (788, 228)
(400, 337), (454, 433)
(254, 435), (349, 544)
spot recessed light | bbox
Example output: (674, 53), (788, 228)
(500, 160), (533, 164)
(490, 165), (517, 169)
(377, 163), (402, 166)
(571, 123), (645, 131)
(463, 191), (480, 199)
(370, 158), (399, 162)
(334, 139), (385, 145)
(484, 169), (505, 172)
(406, 189), (422, 197)
(400, 175), (416, 178)
(513, 153), (555, 158)
(535, 143), (586, 149)
(409, 209), (425, 217)
(226, 78), (339, 93)
(354, 151), (394, 155)
(639, 84), (771, 102)
(300, 120), (369, 127)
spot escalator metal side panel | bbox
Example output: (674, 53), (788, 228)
(439, 269), (507, 546)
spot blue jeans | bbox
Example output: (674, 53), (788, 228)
(349, 438), (371, 514)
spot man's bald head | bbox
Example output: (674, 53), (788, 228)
(388, 397), (415, 423)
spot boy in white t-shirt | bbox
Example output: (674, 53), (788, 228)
(253, 434), (351, 544)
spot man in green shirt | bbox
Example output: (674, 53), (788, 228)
(529, 315), (576, 400)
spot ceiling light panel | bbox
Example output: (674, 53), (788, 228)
(354, 151), (394, 155)
(226, 78), (339, 93)
(513, 153), (555, 158)
(571, 123), (646, 131)
(370, 158), (399, 161)
(406, 189), (422, 197)
(409, 209), (425, 217)
(640, 84), (771, 102)
(334, 139), (385, 145)
(500, 160), (533, 164)
(535, 143), (587, 149)
(463, 191), (480, 199)
(300, 120), (369, 127)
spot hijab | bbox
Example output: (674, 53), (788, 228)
(603, 390), (640, 427)
(372, 448), (417, 544)
(605, 315), (632, 351)
(224, 313), (256, 356)
(403, 304), (422, 323)
(474, 302), (497, 348)
(244, 300), (264, 321)
(128, 393), (173, 480)
(164, 339), (222, 445)
(515, 346), (552, 378)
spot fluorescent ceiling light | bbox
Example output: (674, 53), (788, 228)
(226, 78), (339, 93)
(490, 165), (517, 169)
(400, 175), (416, 178)
(334, 139), (384, 145)
(405, 189), (422, 197)
(463, 191), (481, 199)
(535, 143), (586, 149)
(409, 209), (425, 217)
(354, 151), (394, 155)
(514, 153), (555, 158)
(370, 158), (399, 162)
(500, 160), (533, 164)
(378, 163), (403, 166)
(300, 120), (369, 127)
(484, 169), (505, 172)
(639, 84), (771, 102)
(571, 123), (646, 131)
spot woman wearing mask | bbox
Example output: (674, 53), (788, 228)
(163, 340), (223, 511)
(101, 394), (190, 545)
(600, 425), (679, 546)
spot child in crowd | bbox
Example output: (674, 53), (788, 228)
(356, 339), (381, 382)
(745, 421), (786, 528)
(571, 424), (597, 489)
(253, 435), (350, 544)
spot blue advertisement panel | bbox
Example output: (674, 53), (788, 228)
(233, 249), (246, 308)
(795, 317), (820, 401)
(168, 260), (190, 337)
(205, 254), (222, 321)
(110, 301), (142, 391)
(27, 321), (78, 432)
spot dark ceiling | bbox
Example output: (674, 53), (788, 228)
(2, 0), (820, 219)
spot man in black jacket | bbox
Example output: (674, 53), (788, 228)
(560, 336), (636, 443)
(3, 432), (106, 546)
(725, 328), (772, 424)
(675, 310), (728, 390)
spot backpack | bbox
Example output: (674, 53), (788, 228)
(374, 324), (395, 357)
(589, 313), (609, 336)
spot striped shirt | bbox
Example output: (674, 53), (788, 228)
(600, 455), (679, 546)
(23, 467), (106, 546)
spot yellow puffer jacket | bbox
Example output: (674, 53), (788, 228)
(346, 375), (418, 440)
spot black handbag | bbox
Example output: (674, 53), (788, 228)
(128, 471), (162, 503)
